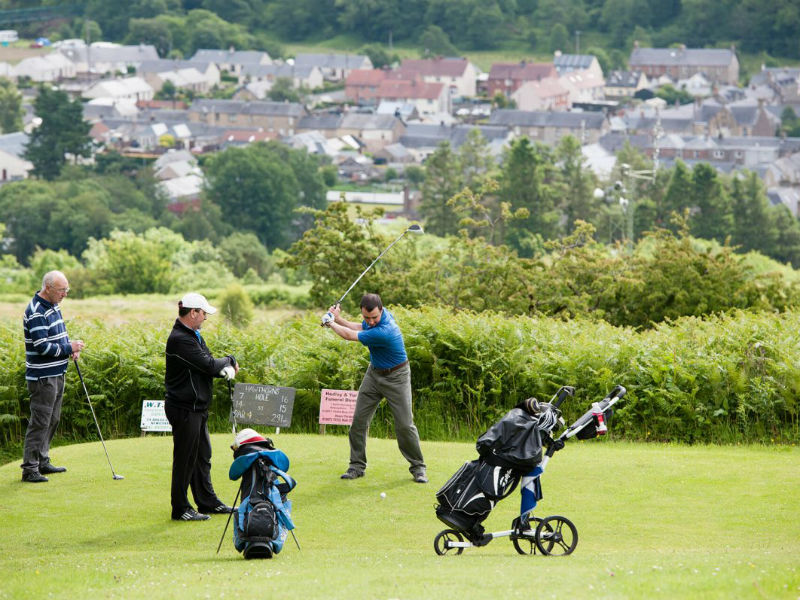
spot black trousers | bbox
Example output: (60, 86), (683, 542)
(164, 404), (221, 518)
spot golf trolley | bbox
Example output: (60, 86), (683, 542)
(433, 384), (626, 557)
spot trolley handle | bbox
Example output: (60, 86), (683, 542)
(551, 385), (575, 409)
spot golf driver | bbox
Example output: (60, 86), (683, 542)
(74, 360), (124, 480)
(335, 223), (424, 306)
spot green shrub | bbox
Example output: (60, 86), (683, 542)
(1, 307), (798, 458)
(217, 283), (254, 327)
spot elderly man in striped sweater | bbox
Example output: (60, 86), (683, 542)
(21, 270), (84, 483)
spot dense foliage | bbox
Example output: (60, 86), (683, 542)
(1, 307), (797, 455)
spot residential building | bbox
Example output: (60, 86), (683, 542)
(487, 62), (557, 98)
(489, 109), (608, 145)
(240, 63), (324, 90)
(188, 99), (307, 136)
(345, 69), (388, 104)
(83, 77), (154, 103)
(512, 77), (570, 111)
(604, 70), (649, 98)
(190, 49), (271, 76)
(293, 53), (372, 81)
(628, 44), (739, 85)
(397, 57), (478, 98)
(376, 78), (449, 115)
(12, 52), (76, 81)
(137, 59), (221, 92)
(58, 43), (159, 75)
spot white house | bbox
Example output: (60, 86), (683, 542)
(293, 53), (372, 81)
(239, 63), (324, 90)
(84, 77), (154, 102)
(12, 52), (76, 81)
(0, 149), (32, 183)
(190, 49), (271, 76)
(58, 44), (159, 75)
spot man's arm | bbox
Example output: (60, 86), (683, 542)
(325, 304), (362, 341)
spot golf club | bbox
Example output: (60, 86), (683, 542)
(335, 223), (424, 306)
(74, 360), (124, 480)
(216, 486), (241, 554)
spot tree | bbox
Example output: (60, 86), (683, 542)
(360, 44), (399, 69)
(267, 77), (301, 103)
(500, 138), (560, 255)
(204, 142), (325, 248)
(555, 135), (598, 233)
(549, 22), (569, 53)
(24, 86), (92, 181)
(457, 128), (495, 190)
(730, 171), (777, 256)
(219, 232), (271, 278)
(420, 142), (462, 236)
(418, 25), (459, 57)
(126, 18), (173, 56)
(0, 78), (23, 133)
(689, 163), (733, 242)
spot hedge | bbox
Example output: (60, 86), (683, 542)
(1, 307), (798, 459)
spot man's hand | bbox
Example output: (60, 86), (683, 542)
(71, 340), (85, 355)
(328, 303), (341, 318)
(220, 366), (236, 380)
(321, 312), (335, 327)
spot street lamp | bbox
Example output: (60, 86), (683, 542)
(594, 165), (655, 251)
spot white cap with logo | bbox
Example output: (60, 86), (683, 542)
(179, 292), (217, 314)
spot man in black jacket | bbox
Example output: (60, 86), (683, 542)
(165, 293), (239, 521)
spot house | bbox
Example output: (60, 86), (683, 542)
(604, 70), (649, 98)
(376, 101), (419, 122)
(58, 43), (159, 75)
(397, 57), (479, 98)
(83, 97), (140, 122)
(753, 66), (800, 104)
(553, 53), (603, 77)
(336, 113), (405, 153)
(399, 123), (513, 162)
(0, 149), (32, 183)
(488, 109), (608, 145)
(12, 52), (76, 81)
(553, 53), (606, 103)
(677, 72), (713, 97)
(233, 81), (273, 101)
(373, 142), (414, 164)
(160, 174), (204, 212)
(83, 77), (154, 103)
(767, 187), (800, 216)
(375, 78), (449, 116)
(345, 69), (388, 104)
(188, 99), (307, 136)
(293, 53), (372, 82)
(487, 61), (557, 98)
(628, 44), (739, 85)
(190, 49), (271, 76)
(239, 63), (324, 90)
(137, 59), (221, 92)
(511, 77), (570, 111)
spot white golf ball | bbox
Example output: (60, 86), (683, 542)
(380, 492), (386, 499)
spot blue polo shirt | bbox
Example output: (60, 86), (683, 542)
(357, 309), (408, 370)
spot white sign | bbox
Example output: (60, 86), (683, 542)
(141, 400), (172, 432)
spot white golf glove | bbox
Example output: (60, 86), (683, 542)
(321, 311), (335, 327)
(220, 365), (236, 381)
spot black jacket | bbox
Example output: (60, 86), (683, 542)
(164, 319), (234, 412)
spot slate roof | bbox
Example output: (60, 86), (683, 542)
(294, 53), (371, 70)
(630, 47), (736, 67)
(553, 54), (595, 73)
(191, 49), (270, 64)
(399, 57), (470, 78)
(606, 70), (644, 88)
(488, 109), (605, 129)
(189, 99), (307, 118)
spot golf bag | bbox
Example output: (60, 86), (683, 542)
(229, 439), (296, 559)
(435, 399), (557, 541)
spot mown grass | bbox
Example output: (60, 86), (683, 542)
(0, 434), (798, 599)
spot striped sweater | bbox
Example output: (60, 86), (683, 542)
(23, 293), (73, 381)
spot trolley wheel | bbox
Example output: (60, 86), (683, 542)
(434, 529), (465, 556)
(535, 515), (578, 556)
(511, 516), (543, 555)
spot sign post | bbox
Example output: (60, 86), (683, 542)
(318, 389), (358, 434)
(140, 400), (172, 434)
(231, 383), (295, 432)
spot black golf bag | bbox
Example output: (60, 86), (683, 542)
(229, 439), (296, 559)
(435, 397), (560, 542)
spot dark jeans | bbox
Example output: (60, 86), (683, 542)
(21, 375), (65, 474)
(164, 404), (222, 518)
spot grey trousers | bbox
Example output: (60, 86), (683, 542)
(348, 363), (426, 474)
(21, 375), (65, 474)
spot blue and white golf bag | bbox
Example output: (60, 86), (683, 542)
(229, 440), (296, 559)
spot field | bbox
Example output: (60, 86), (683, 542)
(0, 434), (798, 599)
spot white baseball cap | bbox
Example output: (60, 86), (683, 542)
(232, 428), (267, 450)
(179, 292), (217, 314)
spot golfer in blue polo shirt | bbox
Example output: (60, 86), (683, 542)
(323, 293), (427, 483)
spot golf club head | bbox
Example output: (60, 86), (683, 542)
(407, 224), (424, 234)
(113, 474), (124, 480)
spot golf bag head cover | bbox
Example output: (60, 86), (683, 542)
(229, 445), (296, 559)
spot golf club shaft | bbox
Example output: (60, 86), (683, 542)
(74, 360), (121, 479)
(216, 486), (241, 554)
(336, 229), (411, 306)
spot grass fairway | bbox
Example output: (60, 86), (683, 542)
(1, 435), (798, 599)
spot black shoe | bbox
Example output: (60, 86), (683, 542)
(173, 508), (210, 521)
(198, 503), (234, 514)
(40, 463), (67, 474)
(340, 468), (364, 480)
(413, 472), (428, 484)
(22, 471), (49, 483)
